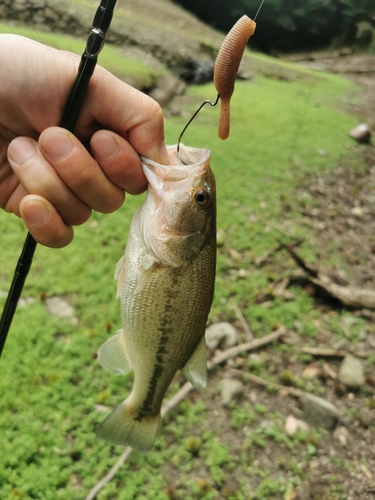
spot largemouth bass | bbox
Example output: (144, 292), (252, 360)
(96, 144), (216, 452)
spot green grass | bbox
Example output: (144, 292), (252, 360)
(0, 21), (164, 87)
(0, 29), (363, 499)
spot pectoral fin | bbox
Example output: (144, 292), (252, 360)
(181, 337), (207, 390)
(98, 330), (132, 375)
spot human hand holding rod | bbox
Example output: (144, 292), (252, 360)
(0, 0), (168, 355)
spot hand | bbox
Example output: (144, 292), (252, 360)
(0, 34), (169, 248)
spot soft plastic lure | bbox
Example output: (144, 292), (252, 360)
(214, 15), (256, 140)
(177, 14), (256, 154)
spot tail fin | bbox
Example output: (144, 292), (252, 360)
(96, 400), (160, 453)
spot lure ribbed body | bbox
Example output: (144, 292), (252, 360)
(214, 15), (256, 140)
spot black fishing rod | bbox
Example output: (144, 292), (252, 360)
(0, 0), (117, 357)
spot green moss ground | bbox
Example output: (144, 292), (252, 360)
(0, 25), (364, 500)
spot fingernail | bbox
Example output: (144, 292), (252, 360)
(92, 133), (120, 161)
(41, 130), (74, 160)
(22, 199), (49, 225)
(159, 143), (170, 165)
(8, 139), (37, 165)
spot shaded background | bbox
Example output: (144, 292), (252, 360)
(173, 0), (375, 52)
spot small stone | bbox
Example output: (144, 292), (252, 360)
(220, 378), (244, 406)
(285, 415), (309, 436)
(205, 322), (238, 350)
(44, 295), (78, 323)
(349, 123), (371, 143)
(333, 426), (348, 446)
(351, 206), (363, 217)
(300, 394), (339, 430)
(338, 354), (365, 388)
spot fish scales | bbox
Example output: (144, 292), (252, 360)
(96, 145), (216, 452)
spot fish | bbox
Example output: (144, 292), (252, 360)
(96, 144), (216, 452)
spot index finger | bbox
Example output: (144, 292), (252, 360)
(80, 66), (170, 165)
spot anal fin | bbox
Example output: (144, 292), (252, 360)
(181, 337), (207, 390)
(98, 330), (132, 375)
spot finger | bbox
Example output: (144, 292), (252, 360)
(20, 195), (74, 248)
(82, 68), (170, 165)
(39, 127), (125, 212)
(90, 130), (148, 195)
(7, 136), (91, 226)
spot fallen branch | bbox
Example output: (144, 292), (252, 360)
(309, 274), (375, 309)
(85, 326), (285, 500)
(278, 238), (375, 309)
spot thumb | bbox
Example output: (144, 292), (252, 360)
(20, 195), (74, 248)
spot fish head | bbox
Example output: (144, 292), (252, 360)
(140, 144), (216, 266)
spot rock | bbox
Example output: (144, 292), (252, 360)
(44, 295), (78, 323)
(149, 75), (186, 107)
(333, 425), (349, 446)
(349, 123), (371, 143)
(338, 354), (365, 388)
(220, 378), (244, 406)
(300, 394), (339, 430)
(285, 415), (309, 436)
(205, 322), (238, 350)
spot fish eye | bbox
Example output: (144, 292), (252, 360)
(194, 189), (210, 207)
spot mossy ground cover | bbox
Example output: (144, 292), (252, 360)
(0, 25), (370, 500)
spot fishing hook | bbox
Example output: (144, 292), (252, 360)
(0, 0), (117, 357)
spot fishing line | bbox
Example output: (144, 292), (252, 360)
(0, 0), (117, 357)
(254, 0), (266, 21)
(177, 2), (265, 162)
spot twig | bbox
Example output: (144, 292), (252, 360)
(85, 326), (285, 500)
(230, 301), (253, 340)
(85, 448), (133, 500)
(301, 347), (368, 359)
(275, 237), (318, 277)
(208, 326), (286, 368)
(229, 368), (303, 398)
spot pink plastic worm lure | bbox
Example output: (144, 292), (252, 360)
(214, 15), (256, 140)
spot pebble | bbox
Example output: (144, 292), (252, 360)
(338, 354), (365, 388)
(220, 378), (244, 406)
(205, 322), (238, 350)
(300, 394), (339, 430)
(44, 295), (78, 324)
(349, 123), (371, 143)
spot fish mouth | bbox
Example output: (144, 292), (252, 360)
(141, 144), (211, 198)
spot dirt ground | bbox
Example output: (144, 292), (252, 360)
(161, 52), (375, 500)
(233, 52), (375, 499)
